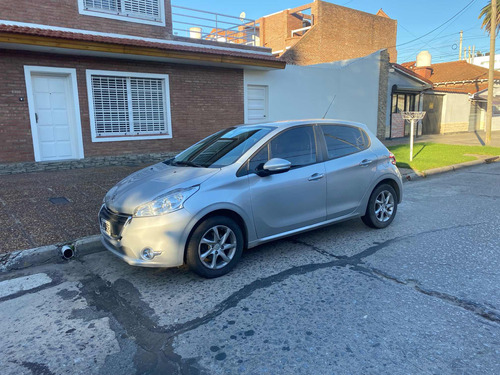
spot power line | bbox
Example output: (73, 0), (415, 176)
(395, 0), (478, 48)
(398, 22), (418, 37)
(416, 0), (478, 50)
(396, 30), (482, 53)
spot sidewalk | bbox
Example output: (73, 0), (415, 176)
(383, 130), (500, 148)
(0, 163), (149, 254)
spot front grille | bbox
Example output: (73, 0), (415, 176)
(99, 205), (130, 239)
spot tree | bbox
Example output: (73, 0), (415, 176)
(479, 1), (500, 35)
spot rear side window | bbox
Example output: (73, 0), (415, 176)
(321, 125), (369, 159)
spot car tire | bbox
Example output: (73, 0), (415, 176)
(361, 184), (398, 229)
(186, 216), (244, 278)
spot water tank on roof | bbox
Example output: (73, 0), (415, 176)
(189, 27), (202, 39)
(416, 51), (432, 67)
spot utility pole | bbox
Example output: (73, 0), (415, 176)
(486, 0), (496, 146)
(459, 30), (463, 60)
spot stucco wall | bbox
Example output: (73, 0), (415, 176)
(440, 93), (471, 133)
(244, 51), (381, 136)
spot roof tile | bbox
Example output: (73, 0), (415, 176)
(0, 24), (281, 63)
(400, 59), (500, 94)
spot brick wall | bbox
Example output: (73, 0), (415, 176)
(0, 0), (172, 39)
(377, 50), (390, 140)
(259, 2), (319, 53)
(0, 50), (244, 163)
(259, 11), (289, 52)
(278, 1), (397, 65)
(391, 113), (405, 138)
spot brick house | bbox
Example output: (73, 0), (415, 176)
(402, 54), (500, 134)
(0, 0), (284, 168)
(254, 0), (397, 65)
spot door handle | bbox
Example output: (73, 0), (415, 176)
(359, 159), (373, 167)
(35, 113), (39, 123)
(308, 173), (324, 181)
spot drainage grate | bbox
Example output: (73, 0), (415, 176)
(49, 197), (70, 205)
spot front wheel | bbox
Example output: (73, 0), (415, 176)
(186, 216), (244, 278)
(361, 184), (398, 229)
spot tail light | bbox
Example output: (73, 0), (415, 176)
(389, 152), (397, 165)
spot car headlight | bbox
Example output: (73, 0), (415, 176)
(133, 186), (199, 217)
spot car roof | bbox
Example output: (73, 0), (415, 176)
(236, 119), (370, 132)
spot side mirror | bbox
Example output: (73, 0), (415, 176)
(257, 158), (292, 176)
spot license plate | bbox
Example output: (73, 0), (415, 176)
(100, 219), (111, 236)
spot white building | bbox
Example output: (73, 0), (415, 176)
(471, 54), (500, 71)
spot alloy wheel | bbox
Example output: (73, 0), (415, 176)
(198, 225), (237, 270)
(374, 190), (395, 222)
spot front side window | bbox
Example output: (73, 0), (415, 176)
(87, 71), (171, 142)
(321, 125), (369, 159)
(244, 126), (317, 176)
(81, 0), (162, 23)
(270, 126), (316, 167)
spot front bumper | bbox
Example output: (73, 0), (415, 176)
(98, 205), (193, 268)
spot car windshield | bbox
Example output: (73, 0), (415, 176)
(165, 126), (274, 168)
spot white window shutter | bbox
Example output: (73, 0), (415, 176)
(130, 78), (167, 133)
(123, 0), (160, 20)
(90, 74), (168, 138)
(91, 76), (130, 136)
(84, 0), (160, 21)
(84, 0), (119, 12)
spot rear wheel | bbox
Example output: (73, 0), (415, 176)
(361, 184), (398, 229)
(186, 216), (244, 278)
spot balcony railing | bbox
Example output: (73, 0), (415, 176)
(171, 5), (260, 46)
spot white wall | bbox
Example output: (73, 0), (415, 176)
(471, 54), (500, 70)
(244, 51), (381, 135)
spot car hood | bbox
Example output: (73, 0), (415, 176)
(104, 162), (219, 214)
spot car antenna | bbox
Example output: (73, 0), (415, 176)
(322, 94), (336, 119)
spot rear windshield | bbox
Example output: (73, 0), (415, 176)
(165, 126), (274, 168)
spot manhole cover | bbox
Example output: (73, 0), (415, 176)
(49, 197), (70, 205)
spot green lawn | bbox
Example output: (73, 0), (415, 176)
(388, 142), (500, 172)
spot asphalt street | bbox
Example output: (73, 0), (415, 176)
(0, 163), (499, 375)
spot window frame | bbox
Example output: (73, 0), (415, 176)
(86, 70), (172, 143)
(237, 124), (323, 177)
(78, 0), (166, 26)
(317, 124), (371, 161)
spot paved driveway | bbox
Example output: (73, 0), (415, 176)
(0, 163), (499, 375)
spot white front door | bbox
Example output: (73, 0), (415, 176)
(29, 73), (81, 161)
(246, 84), (268, 124)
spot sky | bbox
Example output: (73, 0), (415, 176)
(172, 0), (498, 64)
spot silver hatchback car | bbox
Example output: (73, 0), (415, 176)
(99, 120), (403, 278)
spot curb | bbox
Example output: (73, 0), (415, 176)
(1, 155), (498, 272)
(0, 235), (103, 273)
(402, 155), (499, 182)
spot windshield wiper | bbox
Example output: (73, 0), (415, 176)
(172, 160), (204, 168)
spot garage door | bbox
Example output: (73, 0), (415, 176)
(247, 85), (268, 124)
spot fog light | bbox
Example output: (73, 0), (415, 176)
(140, 248), (162, 261)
